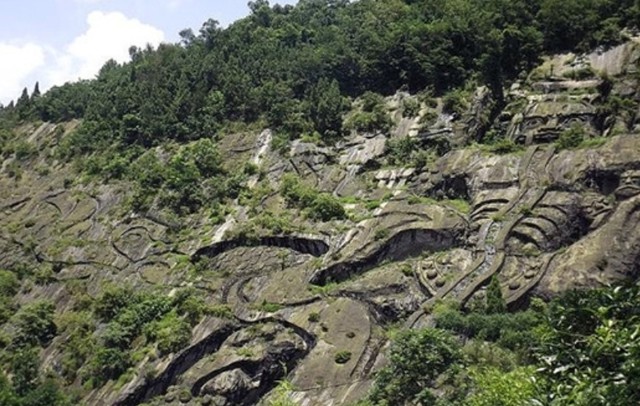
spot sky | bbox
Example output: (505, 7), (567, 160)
(0, 0), (298, 105)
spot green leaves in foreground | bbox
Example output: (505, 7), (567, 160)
(370, 328), (462, 405)
(369, 284), (640, 406)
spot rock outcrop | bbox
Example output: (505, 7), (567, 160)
(1, 39), (640, 405)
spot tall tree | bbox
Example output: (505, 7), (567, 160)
(486, 275), (506, 314)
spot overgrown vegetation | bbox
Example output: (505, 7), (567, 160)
(0, 282), (214, 398)
(0, 0), (635, 218)
(280, 174), (346, 221)
(365, 284), (640, 405)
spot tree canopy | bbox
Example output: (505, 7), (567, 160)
(1, 0), (636, 152)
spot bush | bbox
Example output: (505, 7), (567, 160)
(466, 366), (541, 406)
(334, 351), (352, 364)
(308, 193), (346, 222)
(87, 347), (131, 384)
(280, 174), (346, 221)
(345, 92), (392, 134)
(401, 98), (421, 118)
(386, 136), (418, 165)
(555, 125), (585, 150)
(488, 138), (521, 154)
(12, 302), (57, 348)
(374, 228), (389, 241)
(144, 311), (192, 355)
(94, 286), (134, 321)
(0, 270), (19, 324)
(308, 312), (320, 322)
(12, 141), (36, 161)
(485, 276), (506, 314)
(370, 328), (462, 404)
(442, 89), (468, 116)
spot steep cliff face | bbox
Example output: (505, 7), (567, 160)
(1, 39), (640, 405)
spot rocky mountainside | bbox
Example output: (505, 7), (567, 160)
(1, 36), (640, 405)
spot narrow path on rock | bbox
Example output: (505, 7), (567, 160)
(410, 145), (555, 326)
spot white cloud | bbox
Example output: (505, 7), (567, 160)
(0, 11), (164, 105)
(0, 42), (45, 105)
(56, 11), (165, 82)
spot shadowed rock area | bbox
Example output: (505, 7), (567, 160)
(1, 35), (640, 406)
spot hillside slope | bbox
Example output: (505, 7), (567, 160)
(1, 38), (640, 405)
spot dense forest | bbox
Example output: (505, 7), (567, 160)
(1, 0), (640, 405)
(2, 0), (638, 148)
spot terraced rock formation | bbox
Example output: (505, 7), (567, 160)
(1, 39), (640, 405)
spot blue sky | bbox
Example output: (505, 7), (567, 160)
(0, 0), (297, 105)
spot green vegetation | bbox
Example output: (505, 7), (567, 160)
(257, 301), (283, 313)
(555, 125), (586, 150)
(345, 92), (393, 134)
(334, 351), (353, 364)
(367, 284), (640, 405)
(127, 139), (239, 214)
(385, 136), (435, 168)
(0, 0), (639, 402)
(0, 0), (634, 221)
(370, 328), (462, 404)
(374, 228), (390, 241)
(0, 270), (19, 324)
(308, 312), (321, 323)
(0, 284), (212, 395)
(268, 379), (297, 406)
(485, 276), (506, 314)
(280, 174), (346, 221)
(401, 98), (421, 118)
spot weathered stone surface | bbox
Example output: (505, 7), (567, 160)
(3, 39), (640, 406)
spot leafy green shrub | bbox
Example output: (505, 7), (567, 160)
(374, 228), (389, 241)
(208, 304), (233, 319)
(0, 270), (19, 323)
(87, 346), (131, 385)
(485, 276), (506, 314)
(535, 284), (640, 404)
(307, 78), (348, 138)
(144, 311), (192, 355)
(345, 92), (392, 134)
(433, 303), (543, 348)
(334, 351), (352, 364)
(94, 286), (134, 321)
(442, 89), (468, 116)
(268, 379), (297, 406)
(370, 328), (462, 404)
(258, 301), (282, 313)
(281, 174), (316, 207)
(562, 66), (595, 80)
(555, 125), (585, 150)
(280, 174), (345, 221)
(87, 288), (200, 384)
(466, 366), (541, 406)
(401, 98), (421, 118)
(386, 136), (418, 165)
(173, 289), (208, 325)
(12, 141), (36, 161)
(308, 193), (346, 222)
(488, 138), (521, 154)
(57, 311), (95, 383)
(12, 301), (57, 348)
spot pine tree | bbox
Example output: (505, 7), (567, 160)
(31, 82), (41, 99)
(15, 87), (31, 120)
(16, 87), (29, 108)
(486, 275), (506, 314)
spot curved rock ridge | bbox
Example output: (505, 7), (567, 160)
(1, 40), (640, 406)
(192, 235), (331, 260)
